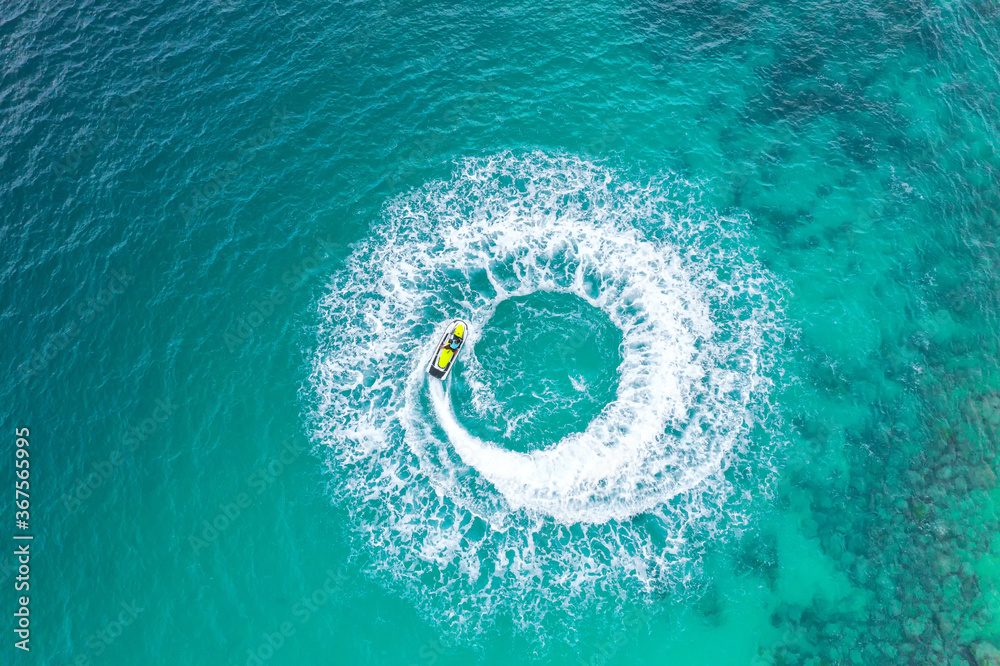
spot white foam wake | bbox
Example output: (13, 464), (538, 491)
(309, 151), (783, 634)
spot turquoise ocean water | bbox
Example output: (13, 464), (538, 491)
(3, 0), (1000, 664)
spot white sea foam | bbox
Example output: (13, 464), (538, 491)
(309, 151), (783, 634)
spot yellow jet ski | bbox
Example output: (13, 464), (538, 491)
(427, 319), (468, 380)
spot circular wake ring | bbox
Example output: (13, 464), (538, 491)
(310, 151), (783, 631)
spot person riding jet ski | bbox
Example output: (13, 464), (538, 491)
(427, 320), (468, 380)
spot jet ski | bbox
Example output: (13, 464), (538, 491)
(427, 320), (468, 380)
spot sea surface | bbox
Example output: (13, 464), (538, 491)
(2, 0), (1000, 664)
